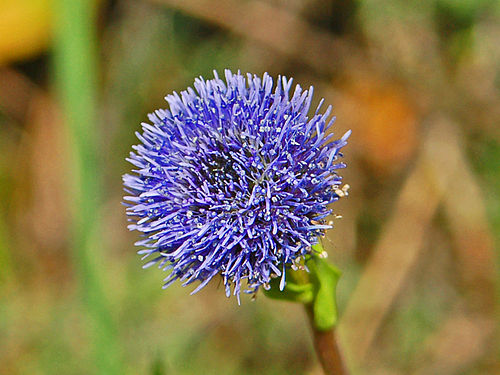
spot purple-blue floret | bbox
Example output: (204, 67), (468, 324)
(123, 70), (349, 300)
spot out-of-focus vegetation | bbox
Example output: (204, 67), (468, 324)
(0, 0), (498, 374)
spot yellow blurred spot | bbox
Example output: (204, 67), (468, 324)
(0, 0), (53, 65)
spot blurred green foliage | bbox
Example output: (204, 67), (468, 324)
(0, 0), (498, 374)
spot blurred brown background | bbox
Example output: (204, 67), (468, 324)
(0, 0), (499, 374)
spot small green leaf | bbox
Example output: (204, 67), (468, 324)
(308, 255), (341, 331)
(263, 272), (314, 304)
(263, 242), (342, 331)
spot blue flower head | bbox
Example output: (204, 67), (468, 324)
(123, 70), (349, 301)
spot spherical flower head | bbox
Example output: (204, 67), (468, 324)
(123, 70), (349, 301)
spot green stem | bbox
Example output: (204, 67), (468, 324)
(53, 1), (123, 373)
(264, 241), (349, 374)
(306, 243), (349, 375)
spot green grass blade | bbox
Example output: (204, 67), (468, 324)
(52, 0), (124, 373)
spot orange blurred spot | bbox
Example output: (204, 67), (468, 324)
(340, 74), (418, 174)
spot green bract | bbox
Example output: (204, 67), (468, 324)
(264, 243), (341, 331)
